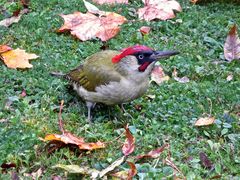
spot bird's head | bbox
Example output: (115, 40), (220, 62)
(112, 45), (179, 73)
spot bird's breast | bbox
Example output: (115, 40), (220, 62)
(74, 78), (149, 105)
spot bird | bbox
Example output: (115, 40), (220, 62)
(52, 45), (179, 122)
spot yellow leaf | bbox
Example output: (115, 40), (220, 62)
(195, 117), (215, 126)
(1, 48), (39, 69)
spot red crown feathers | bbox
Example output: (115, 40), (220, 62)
(112, 45), (152, 63)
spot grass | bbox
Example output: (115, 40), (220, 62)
(0, 0), (240, 179)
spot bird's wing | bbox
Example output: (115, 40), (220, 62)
(65, 50), (121, 92)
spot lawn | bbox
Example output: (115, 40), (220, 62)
(0, 0), (240, 179)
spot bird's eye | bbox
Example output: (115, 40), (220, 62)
(138, 54), (144, 59)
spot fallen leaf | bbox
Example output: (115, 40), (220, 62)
(24, 168), (43, 180)
(0, 8), (29, 27)
(122, 125), (135, 156)
(226, 74), (233, 81)
(165, 158), (184, 176)
(99, 156), (126, 178)
(93, 0), (128, 5)
(199, 152), (213, 169)
(111, 161), (137, 180)
(1, 162), (16, 172)
(0, 48), (39, 69)
(190, 0), (199, 4)
(111, 170), (128, 179)
(44, 100), (105, 150)
(224, 24), (240, 61)
(140, 26), (151, 35)
(195, 117), (215, 126)
(44, 133), (105, 150)
(135, 144), (169, 160)
(138, 0), (182, 21)
(172, 68), (190, 83)
(151, 65), (170, 85)
(83, 0), (104, 15)
(53, 164), (100, 179)
(0, 45), (12, 53)
(58, 11), (126, 41)
(126, 161), (137, 180)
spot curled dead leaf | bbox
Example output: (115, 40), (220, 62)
(138, 0), (182, 21)
(99, 156), (126, 178)
(195, 117), (215, 126)
(172, 68), (190, 83)
(151, 65), (170, 85)
(224, 24), (240, 61)
(43, 101), (105, 151)
(0, 8), (29, 27)
(122, 125), (135, 156)
(135, 144), (169, 160)
(110, 161), (137, 180)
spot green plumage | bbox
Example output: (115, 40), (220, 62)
(66, 50), (122, 92)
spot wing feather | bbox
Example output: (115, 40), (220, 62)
(65, 50), (121, 92)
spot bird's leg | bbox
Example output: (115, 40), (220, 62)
(86, 101), (96, 123)
(120, 103), (127, 114)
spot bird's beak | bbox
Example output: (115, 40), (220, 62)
(151, 50), (179, 60)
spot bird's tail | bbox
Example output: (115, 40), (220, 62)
(50, 72), (66, 77)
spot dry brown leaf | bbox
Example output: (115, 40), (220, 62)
(135, 144), (169, 160)
(53, 164), (100, 179)
(199, 152), (213, 169)
(172, 68), (190, 83)
(151, 65), (170, 85)
(190, 0), (199, 4)
(58, 11), (126, 41)
(224, 24), (240, 61)
(99, 156), (126, 178)
(110, 161), (137, 180)
(0, 9), (29, 27)
(83, 0), (105, 15)
(24, 168), (43, 180)
(138, 0), (182, 21)
(122, 125), (135, 156)
(195, 117), (215, 126)
(126, 161), (137, 180)
(0, 45), (12, 53)
(140, 26), (151, 35)
(44, 100), (105, 151)
(0, 48), (39, 69)
(93, 0), (128, 5)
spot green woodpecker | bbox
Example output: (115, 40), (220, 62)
(52, 45), (178, 122)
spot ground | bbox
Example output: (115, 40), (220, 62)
(0, 0), (240, 179)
